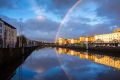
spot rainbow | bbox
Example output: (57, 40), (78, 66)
(55, 0), (82, 42)
(29, 0), (82, 79)
(54, 1), (82, 79)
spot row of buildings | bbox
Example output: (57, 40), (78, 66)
(56, 28), (120, 46)
(16, 35), (42, 47)
(0, 18), (41, 48)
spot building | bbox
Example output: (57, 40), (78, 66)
(95, 28), (120, 43)
(56, 38), (80, 45)
(79, 36), (95, 43)
(56, 38), (66, 45)
(88, 36), (95, 43)
(56, 28), (120, 46)
(113, 28), (120, 33)
(26, 39), (41, 47)
(0, 20), (3, 47)
(0, 19), (17, 48)
(79, 36), (87, 42)
(67, 38), (79, 44)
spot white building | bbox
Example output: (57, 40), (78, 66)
(0, 19), (17, 48)
(95, 28), (120, 43)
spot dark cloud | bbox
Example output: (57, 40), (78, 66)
(93, 0), (120, 19)
(36, 0), (78, 18)
(0, 0), (16, 8)
(24, 18), (59, 31)
(60, 19), (119, 38)
(23, 18), (59, 41)
(53, 0), (78, 9)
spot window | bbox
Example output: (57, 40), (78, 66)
(0, 29), (2, 33)
(0, 23), (2, 27)
(0, 35), (2, 39)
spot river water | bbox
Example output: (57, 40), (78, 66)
(12, 48), (120, 80)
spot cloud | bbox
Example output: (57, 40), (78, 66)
(59, 19), (118, 38)
(36, 15), (46, 21)
(31, 0), (79, 19)
(35, 66), (69, 80)
(52, 0), (78, 10)
(57, 0), (120, 38)
(23, 17), (59, 41)
(0, 0), (31, 9)
(1, 0), (120, 40)
(88, 0), (120, 22)
(24, 48), (61, 73)
(0, 15), (60, 42)
(0, 0), (15, 8)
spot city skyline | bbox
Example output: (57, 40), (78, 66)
(0, 0), (120, 42)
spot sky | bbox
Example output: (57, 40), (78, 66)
(0, 0), (120, 42)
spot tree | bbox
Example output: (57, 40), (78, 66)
(16, 35), (27, 47)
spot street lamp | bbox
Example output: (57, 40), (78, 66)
(19, 18), (23, 47)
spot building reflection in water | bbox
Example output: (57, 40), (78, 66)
(56, 48), (120, 70)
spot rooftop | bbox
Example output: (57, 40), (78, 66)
(0, 18), (16, 29)
(113, 28), (120, 33)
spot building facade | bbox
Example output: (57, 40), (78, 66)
(67, 39), (79, 44)
(79, 36), (87, 42)
(0, 19), (17, 48)
(56, 38), (80, 45)
(56, 38), (66, 45)
(56, 28), (120, 46)
(88, 36), (95, 43)
(113, 28), (120, 33)
(0, 20), (4, 47)
(95, 29), (120, 43)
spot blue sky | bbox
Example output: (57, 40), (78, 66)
(0, 0), (120, 41)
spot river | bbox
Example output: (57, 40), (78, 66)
(12, 47), (120, 80)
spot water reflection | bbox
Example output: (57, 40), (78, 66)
(56, 48), (120, 70)
(0, 47), (38, 80)
(12, 48), (120, 80)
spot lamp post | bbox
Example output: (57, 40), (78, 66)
(19, 18), (23, 47)
(18, 18), (24, 80)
